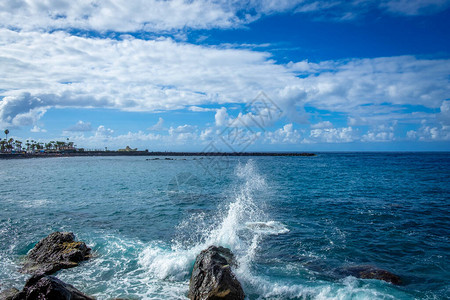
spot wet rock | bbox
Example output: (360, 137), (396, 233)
(335, 265), (402, 285)
(0, 288), (20, 300)
(12, 274), (93, 300)
(188, 245), (244, 300)
(21, 232), (91, 275)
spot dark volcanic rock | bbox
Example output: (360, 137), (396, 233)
(188, 246), (244, 300)
(12, 274), (93, 300)
(336, 265), (402, 285)
(21, 232), (91, 275)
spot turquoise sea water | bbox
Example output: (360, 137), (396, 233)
(0, 153), (449, 299)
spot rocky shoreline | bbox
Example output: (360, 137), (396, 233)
(1, 232), (93, 300)
(1, 232), (403, 300)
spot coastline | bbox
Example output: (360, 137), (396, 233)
(0, 151), (316, 159)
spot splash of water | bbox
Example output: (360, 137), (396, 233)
(139, 160), (286, 282)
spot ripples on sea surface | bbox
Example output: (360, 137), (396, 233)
(0, 153), (449, 299)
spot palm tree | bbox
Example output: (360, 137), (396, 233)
(7, 138), (14, 153)
(0, 139), (6, 153)
(15, 140), (22, 152)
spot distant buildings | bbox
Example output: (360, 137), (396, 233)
(118, 146), (137, 152)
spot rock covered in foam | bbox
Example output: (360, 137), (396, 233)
(10, 274), (94, 300)
(188, 246), (244, 300)
(336, 265), (402, 285)
(20, 232), (91, 275)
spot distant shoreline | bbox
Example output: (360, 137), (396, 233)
(0, 151), (316, 159)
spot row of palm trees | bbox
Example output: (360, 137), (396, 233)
(1, 129), (75, 153)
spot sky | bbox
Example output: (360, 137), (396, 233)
(1, 0), (450, 151)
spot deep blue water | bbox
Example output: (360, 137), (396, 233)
(0, 153), (449, 299)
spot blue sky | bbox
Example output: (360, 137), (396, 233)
(1, 0), (449, 151)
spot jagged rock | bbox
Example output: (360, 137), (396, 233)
(335, 265), (402, 285)
(188, 246), (244, 300)
(21, 232), (91, 275)
(0, 288), (20, 300)
(11, 274), (93, 300)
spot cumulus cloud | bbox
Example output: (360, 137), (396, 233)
(407, 121), (450, 141)
(215, 107), (229, 126)
(148, 117), (165, 131)
(362, 123), (397, 142)
(439, 100), (450, 125)
(307, 127), (357, 143)
(188, 106), (216, 112)
(30, 125), (47, 133)
(289, 56), (450, 111)
(265, 123), (301, 144)
(0, 29), (302, 126)
(0, 0), (241, 32)
(65, 120), (92, 132)
(169, 124), (197, 134)
(95, 125), (114, 137)
(1, 30), (449, 137)
(311, 121), (333, 129)
(0, 0), (448, 33)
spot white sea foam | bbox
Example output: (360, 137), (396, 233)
(137, 160), (304, 298)
(139, 161), (271, 280)
(245, 221), (290, 235)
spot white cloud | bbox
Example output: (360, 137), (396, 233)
(265, 123), (301, 144)
(1, 0), (447, 33)
(293, 56), (450, 112)
(200, 127), (216, 141)
(65, 120), (92, 132)
(0, 0), (240, 32)
(0, 29), (301, 126)
(0, 29), (449, 134)
(407, 121), (450, 141)
(215, 107), (229, 126)
(148, 117), (165, 131)
(95, 125), (114, 137)
(439, 100), (450, 125)
(169, 124), (197, 134)
(188, 106), (216, 112)
(214, 99), (283, 128)
(307, 127), (356, 143)
(361, 122), (397, 142)
(30, 125), (47, 133)
(311, 121), (333, 129)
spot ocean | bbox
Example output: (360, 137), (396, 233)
(0, 153), (449, 299)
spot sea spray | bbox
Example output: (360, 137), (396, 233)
(138, 160), (289, 290)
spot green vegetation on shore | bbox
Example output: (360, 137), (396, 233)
(1, 129), (75, 154)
